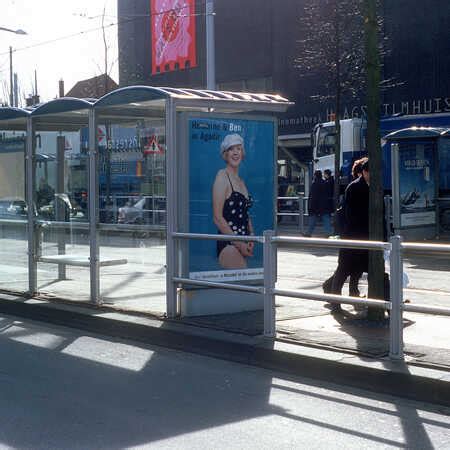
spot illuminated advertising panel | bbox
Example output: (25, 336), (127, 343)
(398, 142), (437, 227)
(151, 0), (197, 74)
(188, 116), (276, 282)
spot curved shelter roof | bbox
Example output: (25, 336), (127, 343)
(31, 97), (94, 117)
(94, 85), (291, 113)
(0, 107), (30, 121)
(0, 85), (292, 128)
(385, 127), (449, 140)
(0, 107), (30, 130)
(29, 97), (94, 130)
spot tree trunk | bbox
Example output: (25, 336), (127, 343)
(333, 2), (342, 215)
(364, 0), (385, 320)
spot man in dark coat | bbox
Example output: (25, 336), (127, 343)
(329, 158), (370, 310)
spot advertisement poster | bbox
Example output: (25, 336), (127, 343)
(151, 0), (197, 74)
(399, 142), (436, 227)
(188, 117), (275, 282)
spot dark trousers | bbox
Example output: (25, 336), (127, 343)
(323, 271), (362, 296)
(331, 249), (368, 295)
(325, 248), (390, 300)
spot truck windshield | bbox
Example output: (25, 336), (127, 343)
(316, 126), (336, 158)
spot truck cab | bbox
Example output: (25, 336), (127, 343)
(312, 118), (365, 184)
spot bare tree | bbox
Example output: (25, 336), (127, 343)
(364, 0), (385, 320)
(296, 0), (366, 209)
(1, 79), (10, 106)
(297, 0), (388, 320)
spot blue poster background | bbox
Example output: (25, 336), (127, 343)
(188, 117), (275, 277)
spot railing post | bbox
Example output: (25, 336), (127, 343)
(263, 230), (276, 337)
(389, 235), (404, 360)
(298, 197), (304, 233)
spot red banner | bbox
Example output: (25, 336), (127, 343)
(151, 0), (197, 74)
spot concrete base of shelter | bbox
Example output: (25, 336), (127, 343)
(179, 287), (263, 317)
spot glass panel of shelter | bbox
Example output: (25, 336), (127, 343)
(97, 112), (167, 313)
(0, 124), (28, 293)
(34, 115), (91, 302)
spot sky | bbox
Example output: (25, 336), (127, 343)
(0, 0), (118, 105)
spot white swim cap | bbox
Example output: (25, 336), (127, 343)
(220, 134), (244, 156)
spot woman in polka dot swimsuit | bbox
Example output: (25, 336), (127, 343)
(213, 134), (254, 269)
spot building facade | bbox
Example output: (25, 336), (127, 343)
(118, 0), (450, 189)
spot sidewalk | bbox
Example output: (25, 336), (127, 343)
(0, 290), (449, 407)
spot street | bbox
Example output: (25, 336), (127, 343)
(0, 314), (449, 449)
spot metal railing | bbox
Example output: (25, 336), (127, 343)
(277, 196), (307, 232)
(172, 231), (450, 361)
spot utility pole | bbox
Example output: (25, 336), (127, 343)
(206, 0), (215, 90)
(9, 46), (13, 106)
(101, 6), (108, 95)
(34, 70), (38, 98)
(0, 28), (27, 106)
(13, 73), (18, 107)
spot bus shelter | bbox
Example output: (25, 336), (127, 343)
(387, 127), (450, 239)
(0, 86), (291, 318)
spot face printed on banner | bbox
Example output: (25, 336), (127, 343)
(225, 144), (244, 168)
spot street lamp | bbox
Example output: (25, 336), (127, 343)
(0, 26), (28, 106)
(0, 26), (27, 35)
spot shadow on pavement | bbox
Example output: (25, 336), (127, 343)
(0, 315), (447, 449)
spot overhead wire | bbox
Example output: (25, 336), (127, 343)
(0, 0), (209, 57)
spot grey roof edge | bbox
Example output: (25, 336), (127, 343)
(31, 97), (94, 117)
(94, 85), (292, 108)
(385, 126), (450, 140)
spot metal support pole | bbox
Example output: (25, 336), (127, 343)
(391, 143), (401, 234)
(26, 117), (37, 294)
(88, 109), (100, 304)
(384, 195), (392, 238)
(389, 235), (404, 360)
(298, 197), (304, 233)
(56, 136), (66, 280)
(263, 230), (276, 337)
(206, 0), (215, 90)
(166, 99), (178, 318)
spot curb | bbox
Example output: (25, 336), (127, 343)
(0, 294), (449, 407)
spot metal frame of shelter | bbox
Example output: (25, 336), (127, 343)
(0, 86), (291, 317)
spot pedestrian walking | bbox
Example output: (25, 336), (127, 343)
(325, 158), (391, 314)
(304, 170), (332, 237)
(325, 158), (371, 312)
(323, 158), (367, 299)
(323, 169), (334, 215)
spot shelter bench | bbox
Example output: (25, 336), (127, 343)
(38, 254), (128, 267)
